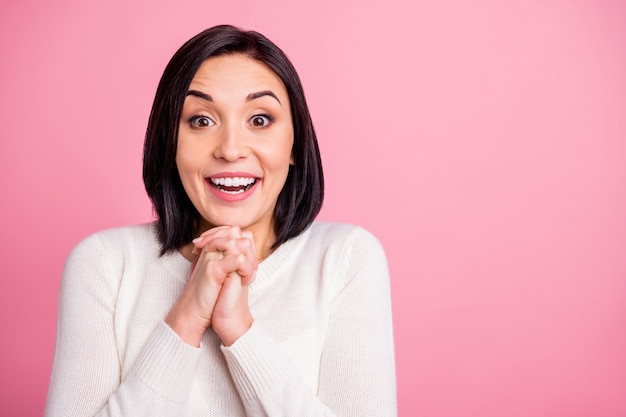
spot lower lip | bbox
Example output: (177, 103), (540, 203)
(206, 179), (260, 202)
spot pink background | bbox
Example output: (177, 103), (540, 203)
(1, 0), (625, 416)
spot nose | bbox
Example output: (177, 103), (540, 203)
(213, 122), (249, 161)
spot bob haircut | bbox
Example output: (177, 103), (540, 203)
(143, 25), (324, 254)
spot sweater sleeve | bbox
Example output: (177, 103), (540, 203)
(45, 234), (202, 417)
(220, 227), (398, 417)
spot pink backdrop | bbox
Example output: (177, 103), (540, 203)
(1, 1), (625, 416)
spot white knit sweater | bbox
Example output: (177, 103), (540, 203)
(45, 222), (397, 417)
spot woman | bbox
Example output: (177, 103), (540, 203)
(45, 25), (397, 417)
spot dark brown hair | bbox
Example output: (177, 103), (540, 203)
(143, 25), (324, 254)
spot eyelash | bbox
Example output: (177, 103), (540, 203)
(187, 114), (275, 129)
(249, 114), (275, 128)
(188, 115), (214, 128)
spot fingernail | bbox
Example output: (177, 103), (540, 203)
(192, 237), (203, 244)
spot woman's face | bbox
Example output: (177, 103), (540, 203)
(176, 53), (293, 241)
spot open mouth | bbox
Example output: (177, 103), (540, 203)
(208, 176), (258, 195)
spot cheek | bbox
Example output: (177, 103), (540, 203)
(277, 142), (295, 188)
(174, 152), (187, 176)
(277, 140), (294, 174)
(174, 149), (201, 190)
(176, 140), (200, 171)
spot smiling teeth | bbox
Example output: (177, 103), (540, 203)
(210, 177), (256, 187)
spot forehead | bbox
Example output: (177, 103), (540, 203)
(188, 54), (288, 99)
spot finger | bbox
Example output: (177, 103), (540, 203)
(193, 226), (244, 251)
(201, 234), (255, 258)
(192, 250), (225, 274)
(217, 253), (252, 275)
(201, 237), (242, 256)
(240, 271), (256, 286)
(204, 237), (257, 282)
(234, 235), (257, 266)
(192, 226), (231, 248)
(215, 253), (256, 283)
(195, 225), (231, 240)
(227, 270), (242, 280)
(193, 229), (257, 280)
(223, 270), (255, 288)
(233, 233), (257, 284)
(196, 225), (242, 242)
(188, 250), (229, 286)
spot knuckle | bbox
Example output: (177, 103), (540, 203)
(238, 240), (251, 253)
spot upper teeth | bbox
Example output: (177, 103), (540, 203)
(211, 177), (256, 187)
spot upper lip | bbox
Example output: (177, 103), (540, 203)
(207, 171), (260, 179)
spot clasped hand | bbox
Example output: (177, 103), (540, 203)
(165, 226), (257, 347)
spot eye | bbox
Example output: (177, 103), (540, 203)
(189, 115), (215, 128)
(250, 114), (273, 128)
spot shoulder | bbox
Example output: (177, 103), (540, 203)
(61, 223), (162, 295)
(304, 222), (390, 295)
(291, 222), (388, 275)
(304, 221), (386, 254)
(66, 222), (160, 270)
(70, 222), (157, 252)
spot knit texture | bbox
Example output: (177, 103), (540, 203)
(45, 222), (397, 417)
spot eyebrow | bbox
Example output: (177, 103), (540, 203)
(186, 89), (282, 106)
(246, 90), (282, 106)
(186, 90), (212, 101)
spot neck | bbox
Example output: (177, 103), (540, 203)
(248, 222), (276, 263)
